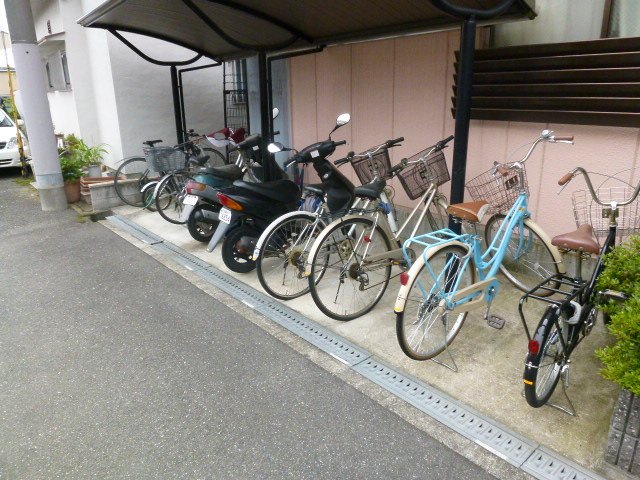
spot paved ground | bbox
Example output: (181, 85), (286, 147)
(0, 171), (523, 478)
(112, 180), (626, 479)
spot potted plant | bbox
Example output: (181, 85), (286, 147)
(59, 153), (84, 203)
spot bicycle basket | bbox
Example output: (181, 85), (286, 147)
(143, 146), (187, 173)
(397, 150), (450, 200)
(466, 166), (528, 214)
(350, 146), (391, 184)
(572, 187), (640, 244)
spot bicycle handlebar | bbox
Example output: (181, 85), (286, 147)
(558, 166), (640, 207)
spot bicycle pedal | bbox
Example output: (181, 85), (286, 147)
(486, 315), (505, 329)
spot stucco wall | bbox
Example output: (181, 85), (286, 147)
(289, 30), (640, 239)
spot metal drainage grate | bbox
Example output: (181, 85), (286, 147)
(107, 216), (164, 244)
(354, 358), (536, 468)
(522, 447), (606, 480)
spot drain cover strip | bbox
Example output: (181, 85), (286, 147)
(107, 215), (604, 480)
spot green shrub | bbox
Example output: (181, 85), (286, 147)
(596, 235), (640, 395)
(59, 154), (84, 182)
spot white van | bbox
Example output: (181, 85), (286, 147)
(0, 108), (29, 169)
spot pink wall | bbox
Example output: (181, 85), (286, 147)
(289, 30), (640, 238)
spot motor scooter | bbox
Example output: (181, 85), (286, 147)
(207, 113), (351, 273)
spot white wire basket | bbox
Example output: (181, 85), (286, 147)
(143, 146), (187, 173)
(572, 186), (640, 245)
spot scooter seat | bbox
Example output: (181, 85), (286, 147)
(353, 178), (387, 200)
(234, 179), (301, 204)
(198, 163), (243, 180)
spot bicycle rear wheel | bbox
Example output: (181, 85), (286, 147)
(396, 245), (475, 360)
(155, 172), (190, 224)
(308, 216), (393, 321)
(523, 306), (565, 407)
(114, 157), (157, 207)
(257, 213), (326, 300)
(484, 214), (560, 296)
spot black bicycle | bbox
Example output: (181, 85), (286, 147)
(520, 167), (639, 409)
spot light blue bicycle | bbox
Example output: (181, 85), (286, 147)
(394, 130), (573, 361)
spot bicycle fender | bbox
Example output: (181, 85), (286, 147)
(523, 218), (566, 275)
(394, 240), (470, 313)
(252, 211), (318, 261)
(303, 213), (378, 277)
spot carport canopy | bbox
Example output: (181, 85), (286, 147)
(78, 0), (535, 61)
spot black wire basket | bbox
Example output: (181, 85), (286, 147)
(350, 147), (391, 184)
(465, 165), (528, 214)
(397, 150), (450, 200)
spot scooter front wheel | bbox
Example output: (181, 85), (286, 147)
(221, 225), (261, 273)
(187, 203), (220, 242)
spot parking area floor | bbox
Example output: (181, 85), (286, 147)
(114, 204), (621, 477)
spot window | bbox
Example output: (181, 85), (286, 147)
(45, 61), (54, 89)
(60, 51), (71, 89)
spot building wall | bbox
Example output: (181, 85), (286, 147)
(289, 30), (640, 238)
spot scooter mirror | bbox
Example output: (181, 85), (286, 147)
(336, 113), (350, 126)
(267, 142), (284, 153)
(272, 107), (280, 119)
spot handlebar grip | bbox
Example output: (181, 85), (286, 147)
(558, 172), (574, 186)
(442, 135), (454, 144)
(334, 140), (347, 146)
(334, 157), (350, 166)
(386, 137), (404, 147)
(554, 135), (574, 142)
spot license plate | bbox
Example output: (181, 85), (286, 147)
(183, 194), (198, 206)
(219, 207), (232, 224)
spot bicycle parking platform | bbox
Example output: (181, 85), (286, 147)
(103, 205), (625, 480)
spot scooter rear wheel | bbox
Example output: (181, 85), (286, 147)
(221, 224), (261, 273)
(187, 203), (220, 242)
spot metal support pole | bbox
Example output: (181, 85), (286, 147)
(170, 65), (184, 145)
(257, 51), (273, 180)
(448, 17), (476, 233)
(4, 0), (66, 211)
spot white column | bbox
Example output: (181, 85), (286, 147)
(4, 0), (66, 211)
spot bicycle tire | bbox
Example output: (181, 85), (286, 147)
(141, 181), (159, 211)
(484, 214), (561, 296)
(523, 306), (565, 407)
(308, 216), (393, 321)
(426, 197), (449, 232)
(257, 213), (327, 300)
(395, 244), (476, 360)
(201, 148), (227, 168)
(114, 157), (155, 207)
(154, 172), (190, 224)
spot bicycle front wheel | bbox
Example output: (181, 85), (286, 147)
(484, 214), (560, 296)
(257, 213), (326, 300)
(308, 217), (393, 321)
(523, 306), (565, 407)
(114, 157), (156, 207)
(396, 245), (476, 360)
(155, 172), (190, 224)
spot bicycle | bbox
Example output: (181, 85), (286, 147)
(304, 136), (453, 321)
(394, 130), (573, 361)
(521, 168), (640, 410)
(113, 131), (224, 210)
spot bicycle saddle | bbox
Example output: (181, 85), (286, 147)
(198, 163), (243, 180)
(143, 139), (163, 147)
(552, 224), (600, 255)
(447, 201), (490, 223)
(233, 179), (301, 203)
(353, 178), (386, 199)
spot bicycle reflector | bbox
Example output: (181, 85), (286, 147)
(400, 272), (409, 286)
(217, 192), (244, 211)
(528, 339), (540, 355)
(186, 180), (206, 194)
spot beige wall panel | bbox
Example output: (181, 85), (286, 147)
(392, 32), (450, 206)
(290, 54), (318, 154)
(315, 45), (353, 164)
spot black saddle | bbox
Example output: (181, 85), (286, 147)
(353, 178), (387, 199)
(304, 183), (325, 196)
(198, 163), (243, 180)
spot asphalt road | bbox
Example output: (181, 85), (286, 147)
(0, 170), (503, 479)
